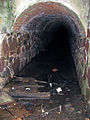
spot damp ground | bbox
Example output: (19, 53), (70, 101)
(0, 49), (89, 120)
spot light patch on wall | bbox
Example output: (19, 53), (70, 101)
(0, 33), (5, 57)
(0, 17), (3, 32)
(0, 34), (5, 44)
(60, 1), (78, 15)
(15, 0), (35, 17)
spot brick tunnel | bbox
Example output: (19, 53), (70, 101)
(13, 2), (86, 86)
(18, 15), (79, 83)
(0, 1), (90, 119)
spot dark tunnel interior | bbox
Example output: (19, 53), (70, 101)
(43, 24), (72, 62)
(19, 22), (77, 85)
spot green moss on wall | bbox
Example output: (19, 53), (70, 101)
(86, 88), (90, 100)
(0, 0), (13, 32)
(6, 0), (12, 25)
(82, 78), (89, 98)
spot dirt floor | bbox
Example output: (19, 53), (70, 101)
(0, 77), (89, 120)
(0, 48), (89, 120)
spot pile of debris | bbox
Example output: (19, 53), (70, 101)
(0, 75), (89, 120)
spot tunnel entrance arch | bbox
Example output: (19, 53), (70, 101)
(12, 2), (88, 98)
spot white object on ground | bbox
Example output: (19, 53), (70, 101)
(56, 87), (62, 93)
(25, 88), (31, 90)
(50, 83), (52, 87)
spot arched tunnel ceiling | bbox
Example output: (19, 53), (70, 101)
(12, 0), (89, 33)
(13, 1), (85, 36)
(23, 14), (79, 35)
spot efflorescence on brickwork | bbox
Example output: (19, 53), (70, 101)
(0, 32), (30, 79)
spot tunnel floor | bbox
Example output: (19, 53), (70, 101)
(0, 40), (89, 120)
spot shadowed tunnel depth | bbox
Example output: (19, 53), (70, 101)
(19, 21), (78, 84)
(14, 2), (85, 86)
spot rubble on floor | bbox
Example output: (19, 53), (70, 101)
(0, 91), (13, 105)
(0, 77), (7, 90)
(0, 76), (89, 120)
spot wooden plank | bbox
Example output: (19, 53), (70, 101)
(35, 80), (47, 84)
(14, 97), (50, 100)
(7, 92), (50, 100)
(13, 77), (47, 84)
(17, 84), (44, 88)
